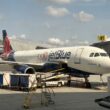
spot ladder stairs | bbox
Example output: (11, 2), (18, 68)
(23, 73), (55, 109)
(41, 87), (55, 106)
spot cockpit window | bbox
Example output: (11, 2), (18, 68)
(100, 53), (108, 57)
(90, 52), (108, 57)
(89, 53), (94, 57)
(94, 53), (100, 57)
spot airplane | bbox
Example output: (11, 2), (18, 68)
(0, 30), (110, 87)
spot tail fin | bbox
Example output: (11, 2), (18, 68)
(2, 30), (13, 55)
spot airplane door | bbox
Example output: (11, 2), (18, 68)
(74, 48), (84, 64)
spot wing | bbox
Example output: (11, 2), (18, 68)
(0, 60), (45, 67)
(0, 59), (67, 70)
(0, 60), (68, 75)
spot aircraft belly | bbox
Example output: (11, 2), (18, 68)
(82, 64), (110, 74)
(68, 61), (107, 75)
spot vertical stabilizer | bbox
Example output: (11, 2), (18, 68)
(2, 30), (12, 57)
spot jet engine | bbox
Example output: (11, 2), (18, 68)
(14, 65), (35, 74)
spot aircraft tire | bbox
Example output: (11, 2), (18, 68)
(57, 82), (62, 87)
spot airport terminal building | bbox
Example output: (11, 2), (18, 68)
(92, 41), (110, 56)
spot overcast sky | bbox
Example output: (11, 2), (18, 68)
(0, 0), (110, 45)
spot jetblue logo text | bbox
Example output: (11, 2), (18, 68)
(48, 50), (71, 61)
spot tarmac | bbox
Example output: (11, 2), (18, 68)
(0, 87), (109, 110)
(0, 70), (109, 110)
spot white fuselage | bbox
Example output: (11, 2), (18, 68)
(13, 46), (110, 75)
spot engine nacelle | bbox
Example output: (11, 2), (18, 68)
(14, 65), (35, 74)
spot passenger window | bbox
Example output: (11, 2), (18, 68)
(94, 53), (100, 57)
(89, 53), (94, 57)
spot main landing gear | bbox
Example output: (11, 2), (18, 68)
(84, 77), (91, 88)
